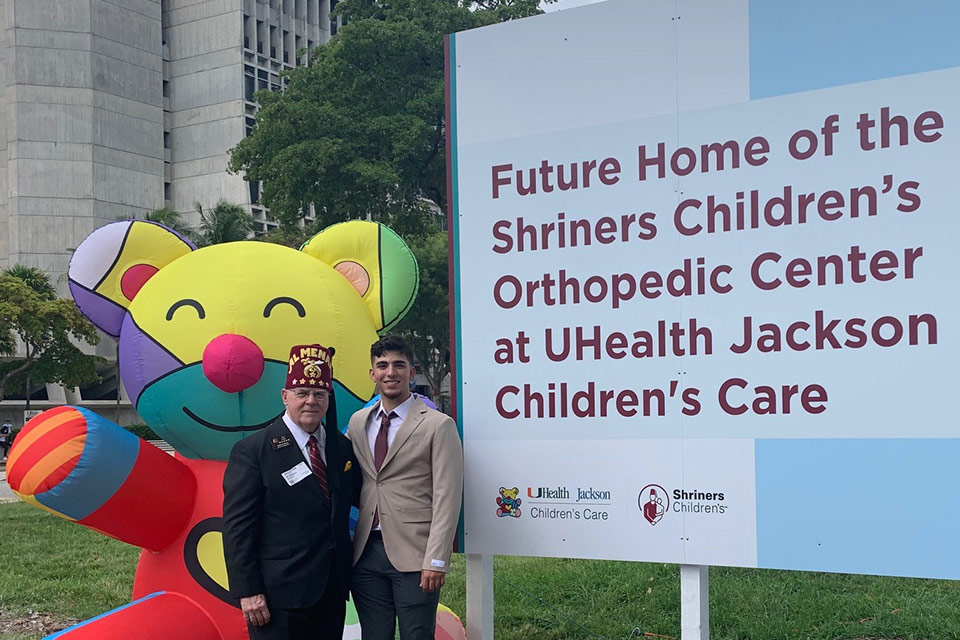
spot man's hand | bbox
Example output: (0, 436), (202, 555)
(240, 594), (271, 627)
(420, 569), (446, 593)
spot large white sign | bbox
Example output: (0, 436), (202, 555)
(450, 0), (960, 579)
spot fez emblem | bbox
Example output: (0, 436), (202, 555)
(303, 360), (323, 380)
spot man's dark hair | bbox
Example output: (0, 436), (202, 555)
(370, 335), (414, 364)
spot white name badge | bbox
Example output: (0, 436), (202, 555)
(282, 462), (312, 486)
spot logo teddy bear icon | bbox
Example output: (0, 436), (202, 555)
(5, 219), (418, 639)
(496, 486), (522, 518)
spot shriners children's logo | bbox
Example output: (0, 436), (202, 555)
(639, 484), (668, 525)
(496, 486), (522, 518)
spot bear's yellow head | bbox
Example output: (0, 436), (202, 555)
(68, 220), (418, 460)
(500, 487), (520, 501)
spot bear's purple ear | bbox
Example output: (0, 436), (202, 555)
(69, 221), (195, 338)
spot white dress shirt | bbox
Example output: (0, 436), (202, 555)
(365, 393), (415, 456)
(364, 394), (416, 531)
(283, 412), (325, 465)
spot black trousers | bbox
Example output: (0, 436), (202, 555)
(249, 564), (345, 640)
(351, 533), (440, 640)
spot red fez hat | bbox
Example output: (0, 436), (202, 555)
(285, 344), (334, 391)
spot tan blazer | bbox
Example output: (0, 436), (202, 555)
(348, 397), (463, 573)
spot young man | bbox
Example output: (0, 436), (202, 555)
(223, 344), (360, 640)
(348, 336), (463, 640)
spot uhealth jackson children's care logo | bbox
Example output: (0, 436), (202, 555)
(496, 486), (522, 518)
(639, 484), (668, 525)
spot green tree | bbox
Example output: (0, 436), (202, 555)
(144, 206), (196, 241)
(393, 228), (450, 400)
(233, 0), (550, 400)
(254, 223), (315, 249)
(195, 199), (256, 246)
(228, 0), (548, 229)
(0, 267), (103, 403)
(3, 264), (57, 300)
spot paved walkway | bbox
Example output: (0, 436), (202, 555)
(0, 460), (16, 504)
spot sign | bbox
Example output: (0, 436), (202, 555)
(450, 0), (960, 579)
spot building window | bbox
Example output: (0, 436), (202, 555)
(249, 181), (260, 204)
(162, 80), (169, 97)
(163, 131), (170, 148)
(164, 182), (171, 201)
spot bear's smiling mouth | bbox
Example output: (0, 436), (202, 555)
(181, 407), (282, 432)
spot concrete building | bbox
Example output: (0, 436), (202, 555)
(0, 0), (338, 424)
(166, 0), (333, 234)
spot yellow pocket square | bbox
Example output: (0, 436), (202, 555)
(343, 461), (353, 472)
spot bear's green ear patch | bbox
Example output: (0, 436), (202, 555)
(301, 221), (418, 333)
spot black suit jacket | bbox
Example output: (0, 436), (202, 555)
(222, 417), (360, 609)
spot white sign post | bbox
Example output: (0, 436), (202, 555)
(448, 0), (960, 635)
(465, 554), (494, 640)
(681, 565), (709, 640)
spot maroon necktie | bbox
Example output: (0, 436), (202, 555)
(374, 411), (397, 471)
(372, 411), (397, 529)
(307, 435), (330, 501)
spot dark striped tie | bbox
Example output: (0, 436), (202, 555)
(307, 435), (330, 501)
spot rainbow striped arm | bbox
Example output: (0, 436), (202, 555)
(6, 407), (197, 551)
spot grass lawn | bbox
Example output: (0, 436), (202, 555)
(2, 502), (960, 639)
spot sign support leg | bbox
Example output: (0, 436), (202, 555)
(466, 553), (494, 640)
(680, 564), (709, 640)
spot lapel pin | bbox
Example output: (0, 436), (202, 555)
(343, 460), (352, 472)
(271, 435), (293, 450)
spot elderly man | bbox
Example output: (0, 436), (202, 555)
(348, 335), (463, 640)
(223, 344), (360, 640)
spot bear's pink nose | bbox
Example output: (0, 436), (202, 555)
(202, 334), (265, 393)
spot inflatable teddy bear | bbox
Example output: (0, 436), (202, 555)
(496, 487), (521, 518)
(5, 219), (418, 639)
